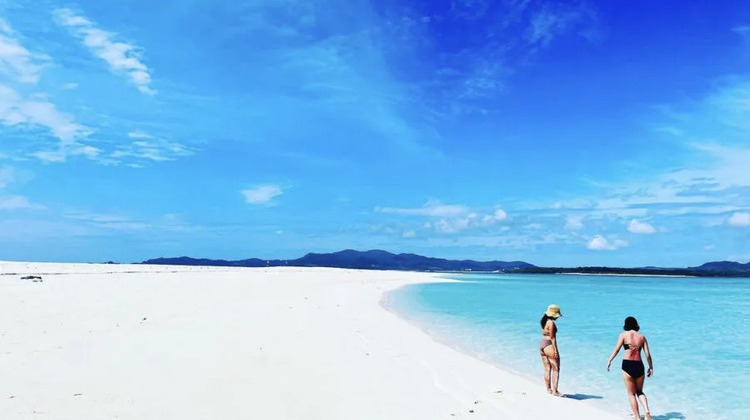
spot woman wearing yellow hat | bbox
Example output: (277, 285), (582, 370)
(539, 304), (562, 396)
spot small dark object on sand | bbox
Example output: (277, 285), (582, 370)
(21, 275), (42, 280)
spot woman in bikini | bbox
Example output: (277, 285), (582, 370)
(607, 316), (654, 420)
(539, 304), (562, 396)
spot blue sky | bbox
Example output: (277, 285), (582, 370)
(1, 0), (749, 266)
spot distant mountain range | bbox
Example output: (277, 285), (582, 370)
(141, 250), (750, 277)
(689, 261), (750, 272)
(143, 249), (534, 271)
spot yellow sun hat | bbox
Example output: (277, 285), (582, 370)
(545, 304), (562, 318)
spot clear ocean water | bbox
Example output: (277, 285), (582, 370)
(384, 273), (750, 420)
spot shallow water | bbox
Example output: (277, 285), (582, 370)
(385, 273), (750, 420)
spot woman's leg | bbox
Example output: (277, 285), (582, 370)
(543, 346), (561, 395)
(540, 353), (552, 392)
(550, 356), (560, 394)
(622, 371), (641, 419)
(635, 375), (651, 419)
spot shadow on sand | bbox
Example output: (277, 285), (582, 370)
(563, 393), (603, 400)
(651, 413), (686, 420)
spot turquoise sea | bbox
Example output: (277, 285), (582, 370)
(384, 273), (750, 420)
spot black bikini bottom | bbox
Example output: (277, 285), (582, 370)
(622, 359), (645, 378)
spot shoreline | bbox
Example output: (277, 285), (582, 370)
(1, 262), (626, 419)
(379, 279), (625, 418)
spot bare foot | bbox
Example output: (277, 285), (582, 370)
(551, 390), (563, 397)
(644, 412), (652, 420)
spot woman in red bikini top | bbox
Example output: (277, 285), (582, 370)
(606, 316), (654, 420)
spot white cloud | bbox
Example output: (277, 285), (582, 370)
(0, 194), (33, 210)
(111, 138), (194, 162)
(56, 9), (155, 95)
(128, 131), (152, 139)
(483, 208), (507, 223)
(377, 200), (470, 217)
(64, 211), (199, 232)
(564, 215), (583, 230)
(401, 230), (416, 238)
(93, 221), (150, 230)
(628, 219), (656, 234)
(550, 143), (750, 221)
(0, 22), (91, 160)
(0, 19), (46, 83)
(30, 150), (66, 162)
(378, 201), (508, 234)
(64, 211), (150, 230)
(72, 144), (102, 158)
(242, 185), (283, 204)
(587, 235), (628, 251)
(434, 208), (507, 234)
(727, 212), (750, 227)
(0, 84), (90, 148)
(704, 244), (715, 250)
(434, 216), (472, 234)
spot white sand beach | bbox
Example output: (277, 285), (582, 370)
(0, 262), (624, 420)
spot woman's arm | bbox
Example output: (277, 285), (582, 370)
(643, 337), (653, 377)
(606, 333), (624, 371)
(547, 320), (559, 357)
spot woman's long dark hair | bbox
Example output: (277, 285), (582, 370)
(623, 316), (640, 331)
(541, 314), (552, 329)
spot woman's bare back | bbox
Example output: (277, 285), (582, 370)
(622, 331), (645, 361)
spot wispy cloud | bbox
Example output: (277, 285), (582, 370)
(30, 150), (66, 162)
(62, 211), (198, 233)
(377, 201), (469, 217)
(587, 235), (628, 251)
(0, 20), (92, 161)
(527, 3), (590, 48)
(0, 85), (88, 143)
(64, 211), (149, 230)
(564, 215), (584, 230)
(0, 18), (46, 83)
(0, 194), (33, 210)
(377, 200), (508, 234)
(55, 8), (155, 95)
(242, 185), (283, 205)
(546, 142), (750, 222)
(396, 1), (597, 115)
(111, 135), (195, 163)
(0, 85), (91, 158)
